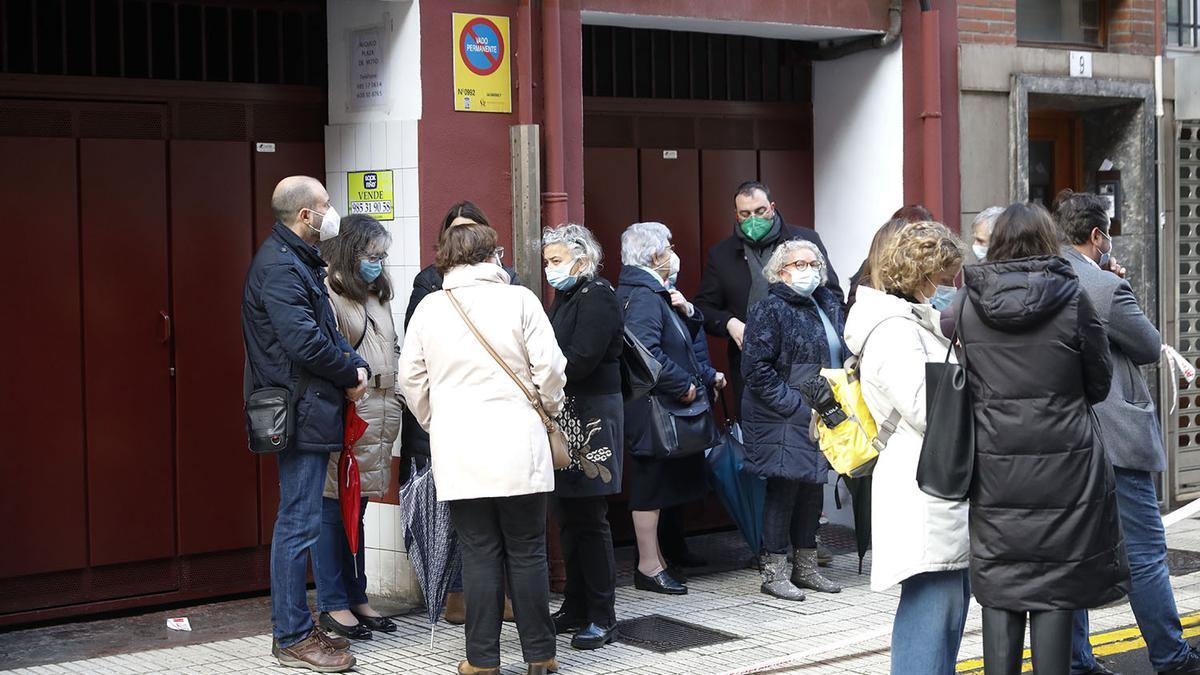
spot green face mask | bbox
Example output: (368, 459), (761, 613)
(740, 214), (773, 242)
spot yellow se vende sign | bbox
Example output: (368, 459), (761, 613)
(453, 13), (511, 114)
(347, 170), (394, 221)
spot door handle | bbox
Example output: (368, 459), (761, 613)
(160, 310), (172, 344)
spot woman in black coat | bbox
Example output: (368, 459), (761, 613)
(741, 239), (843, 601)
(617, 221), (722, 597)
(953, 203), (1128, 674)
(541, 224), (624, 651)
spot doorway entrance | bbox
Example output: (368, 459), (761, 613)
(0, 95), (323, 625)
(1028, 111), (1082, 209)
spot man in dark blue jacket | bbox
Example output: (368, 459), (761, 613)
(243, 175), (368, 673)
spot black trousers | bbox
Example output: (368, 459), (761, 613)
(553, 496), (617, 626)
(982, 607), (1072, 675)
(762, 478), (823, 555)
(448, 493), (555, 667)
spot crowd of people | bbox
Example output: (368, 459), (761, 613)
(243, 175), (1197, 675)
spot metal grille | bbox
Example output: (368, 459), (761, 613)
(1176, 124), (1200, 492)
(616, 614), (739, 653)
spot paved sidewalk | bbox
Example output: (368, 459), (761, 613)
(6, 520), (1200, 674)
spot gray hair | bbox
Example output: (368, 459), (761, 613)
(621, 221), (672, 267)
(972, 206), (1005, 236)
(542, 223), (603, 278)
(763, 239), (828, 285)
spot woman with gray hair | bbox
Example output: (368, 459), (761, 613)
(741, 238), (844, 601)
(616, 222), (720, 596)
(541, 223), (624, 650)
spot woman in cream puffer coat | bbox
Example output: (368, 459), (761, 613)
(312, 214), (403, 640)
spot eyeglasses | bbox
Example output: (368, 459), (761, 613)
(363, 253), (388, 264)
(783, 260), (823, 272)
(493, 247), (506, 261)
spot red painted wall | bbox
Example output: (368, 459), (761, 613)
(418, 0), (585, 266)
(902, 0), (961, 232)
(579, 0), (892, 33)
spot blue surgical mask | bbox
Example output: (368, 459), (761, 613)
(667, 271), (678, 288)
(931, 285), (956, 311)
(359, 259), (382, 283)
(788, 268), (820, 297)
(545, 263), (579, 291)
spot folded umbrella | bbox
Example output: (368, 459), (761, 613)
(839, 475), (872, 574)
(339, 402), (370, 574)
(401, 461), (462, 647)
(704, 394), (766, 555)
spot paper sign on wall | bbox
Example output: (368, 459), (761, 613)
(348, 170), (395, 221)
(453, 13), (512, 113)
(349, 25), (386, 112)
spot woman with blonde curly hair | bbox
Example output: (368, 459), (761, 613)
(843, 221), (969, 675)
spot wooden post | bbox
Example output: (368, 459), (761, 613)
(510, 124), (542, 302)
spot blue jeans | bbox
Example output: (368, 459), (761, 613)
(313, 496), (369, 612)
(270, 449), (329, 648)
(891, 570), (971, 675)
(1072, 468), (1190, 673)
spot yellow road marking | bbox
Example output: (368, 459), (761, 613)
(955, 611), (1200, 673)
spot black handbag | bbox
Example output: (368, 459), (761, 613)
(243, 353), (311, 455)
(620, 298), (662, 402)
(635, 298), (718, 459)
(916, 301), (975, 501)
(644, 386), (720, 459)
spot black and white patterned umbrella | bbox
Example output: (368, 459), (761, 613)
(400, 462), (462, 644)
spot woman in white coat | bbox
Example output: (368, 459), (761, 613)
(399, 221), (568, 675)
(842, 220), (969, 675)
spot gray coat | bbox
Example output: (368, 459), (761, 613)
(1062, 247), (1165, 472)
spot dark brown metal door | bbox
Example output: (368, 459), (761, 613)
(760, 150), (815, 231)
(81, 138), (175, 568)
(639, 149), (701, 296)
(583, 147), (639, 285)
(171, 141), (258, 555)
(0, 138), (88, 579)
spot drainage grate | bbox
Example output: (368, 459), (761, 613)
(1167, 548), (1200, 576)
(616, 614), (740, 653)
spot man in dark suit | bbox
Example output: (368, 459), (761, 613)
(1058, 191), (1200, 675)
(694, 180), (843, 409)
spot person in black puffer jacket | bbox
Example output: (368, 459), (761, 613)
(741, 239), (844, 601)
(951, 202), (1129, 674)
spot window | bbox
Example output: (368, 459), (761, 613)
(1169, 0), (1199, 48)
(1017, 0), (1103, 47)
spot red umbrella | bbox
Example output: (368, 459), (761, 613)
(339, 402), (370, 574)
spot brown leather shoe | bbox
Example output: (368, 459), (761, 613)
(272, 629), (356, 672)
(527, 657), (559, 674)
(444, 591), (466, 625)
(457, 661), (500, 675)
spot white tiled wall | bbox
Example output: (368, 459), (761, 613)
(326, 118), (423, 604)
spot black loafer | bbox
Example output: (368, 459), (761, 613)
(352, 612), (396, 633)
(666, 565), (688, 583)
(1162, 648), (1200, 675)
(634, 569), (687, 595)
(571, 623), (618, 650)
(318, 612), (372, 640)
(551, 608), (586, 634)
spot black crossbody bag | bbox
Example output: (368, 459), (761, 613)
(243, 354), (312, 455)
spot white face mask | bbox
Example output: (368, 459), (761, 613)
(306, 206), (341, 241)
(788, 267), (821, 297)
(972, 244), (988, 261)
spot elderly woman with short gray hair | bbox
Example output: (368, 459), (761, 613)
(540, 223), (624, 650)
(741, 238), (844, 601)
(616, 222), (718, 597)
